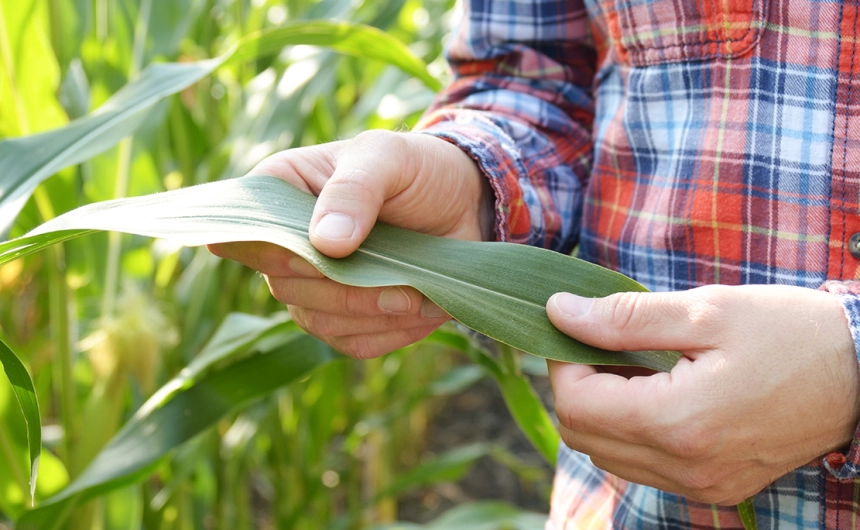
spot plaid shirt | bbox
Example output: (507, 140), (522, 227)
(416, 0), (860, 528)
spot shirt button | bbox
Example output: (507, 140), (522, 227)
(849, 233), (860, 259)
(825, 452), (847, 468)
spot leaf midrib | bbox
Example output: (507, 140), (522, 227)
(354, 246), (546, 311)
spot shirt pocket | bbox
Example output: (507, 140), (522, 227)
(601, 0), (768, 66)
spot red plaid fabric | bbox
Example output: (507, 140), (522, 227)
(416, 0), (860, 527)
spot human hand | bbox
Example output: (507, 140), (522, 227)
(209, 130), (494, 358)
(545, 284), (860, 505)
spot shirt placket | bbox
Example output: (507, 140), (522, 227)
(828, 0), (860, 281)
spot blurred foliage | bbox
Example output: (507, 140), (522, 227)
(0, 0), (554, 528)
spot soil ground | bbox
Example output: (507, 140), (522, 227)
(398, 373), (557, 523)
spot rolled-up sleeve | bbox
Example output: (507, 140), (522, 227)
(415, 0), (597, 254)
(819, 280), (860, 480)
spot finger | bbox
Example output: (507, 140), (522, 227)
(597, 365), (659, 378)
(246, 144), (336, 194)
(558, 423), (664, 464)
(586, 456), (701, 500)
(323, 323), (443, 360)
(546, 287), (726, 352)
(589, 456), (755, 506)
(547, 360), (597, 395)
(207, 242), (323, 278)
(550, 358), (684, 444)
(288, 305), (450, 337)
(308, 131), (410, 258)
(268, 276), (431, 317)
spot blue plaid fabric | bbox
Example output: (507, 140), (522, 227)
(416, 0), (860, 527)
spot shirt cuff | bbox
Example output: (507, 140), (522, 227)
(414, 109), (531, 244)
(818, 280), (860, 479)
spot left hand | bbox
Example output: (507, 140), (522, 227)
(546, 284), (860, 505)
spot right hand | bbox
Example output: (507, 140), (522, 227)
(209, 130), (494, 358)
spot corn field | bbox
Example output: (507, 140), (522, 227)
(0, 0), (572, 528)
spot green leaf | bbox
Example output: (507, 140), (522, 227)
(331, 444), (495, 530)
(376, 443), (489, 500)
(737, 498), (758, 530)
(228, 21), (442, 91)
(0, 21), (438, 234)
(0, 336), (40, 504)
(16, 333), (337, 529)
(0, 0), (67, 137)
(496, 372), (559, 465)
(0, 56), (224, 234)
(425, 329), (558, 464)
(1, 175), (681, 372)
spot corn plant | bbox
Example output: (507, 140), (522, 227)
(0, 0), (753, 529)
(0, 1), (564, 528)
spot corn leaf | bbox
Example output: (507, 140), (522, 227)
(738, 498), (757, 530)
(496, 373), (559, 465)
(0, 21), (438, 235)
(1, 175), (681, 372)
(376, 443), (490, 500)
(425, 329), (559, 465)
(0, 336), (40, 504)
(228, 22), (442, 91)
(16, 331), (337, 529)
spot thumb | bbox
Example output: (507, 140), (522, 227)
(308, 131), (406, 258)
(547, 290), (717, 353)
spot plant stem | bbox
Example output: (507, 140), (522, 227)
(100, 139), (132, 318)
(101, 0), (151, 318)
(47, 242), (77, 475)
(32, 188), (79, 477)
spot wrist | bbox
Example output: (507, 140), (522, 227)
(408, 132), (496, 242)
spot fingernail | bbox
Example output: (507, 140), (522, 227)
(288, 256), (322, 278)
(314, 213), (355, 241)
(552, 293), (593, 318)
(421, 298), (448, 318)
(379, 287), (411, 313)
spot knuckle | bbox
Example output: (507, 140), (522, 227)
(270, 278), (298, 305)
(292, 308), (330, 337)
(304, 311), (333, 336)
(663, 421), (715, 460)
(353, 129), (398, 147)
(338, 335), (383, 360)
(308, 311), (355, 338)
(558, 430), (583, 453)
(330, 168), (378, 197)
(553, 402), (579, 432)
(340, 286), (371, 316)
(588, 455), (605, 471)
(288, 306), (312, 334)
(600, 292), (647, 344)
(685, 285), (729, 332)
